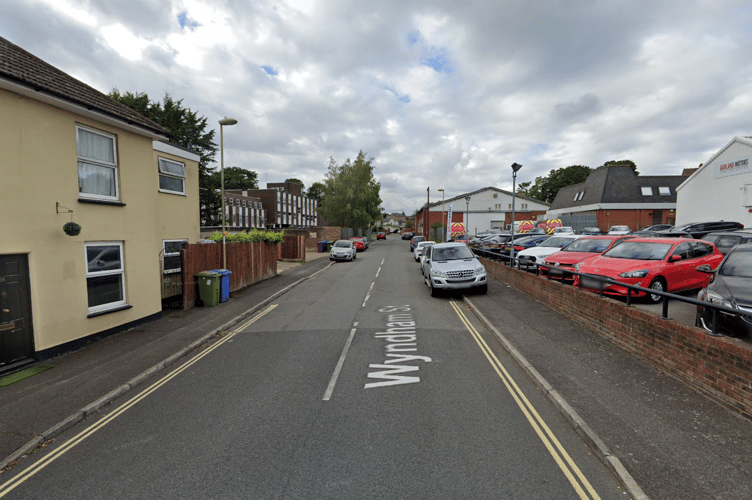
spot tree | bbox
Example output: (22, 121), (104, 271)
(517, 181), (531, 197)
(306, 182), (326, 204)
(527, 165), (592, 204)
(108, 89), (225, 225)
(319, 151), (382, 233)
(208, 167), (258, 191)
(285, 178), (304, 188)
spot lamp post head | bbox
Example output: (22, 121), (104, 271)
(219, 117), (238, 126)
(511, 162), (523, 173)
(465, 196), (471, 204)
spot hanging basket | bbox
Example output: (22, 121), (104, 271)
(63, 222), (82, 236)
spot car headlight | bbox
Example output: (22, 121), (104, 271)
(706, 290), (732, 308)
(618, 269), (649, 278)
(430, 268), (448, 278)
(474, 265), (486, 276)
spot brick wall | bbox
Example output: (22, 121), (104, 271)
(306, 227), (343, 251)
(481, 257), (752, 420)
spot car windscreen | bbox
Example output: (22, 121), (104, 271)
(602, 241), (672, 260)
(719, 249), (752, 277)
(669, 223), (693, 233)
(432, 246), (475, 261)
(334, 241), (351, 247)
(539, 236), (576, 248)
(562, 238), (612, 253)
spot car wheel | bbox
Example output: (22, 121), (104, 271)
(353, 253), (357, 259)
(430, 283), (440, 297)
(648, 278), (665, 303)
(478, 284), (488, 295)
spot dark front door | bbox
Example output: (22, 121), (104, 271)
(1, 255), (35, 371)
(652, 210), (663, 225)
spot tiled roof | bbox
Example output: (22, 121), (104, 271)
(549, 165), (685, 210)
(0, 36), (168, 136)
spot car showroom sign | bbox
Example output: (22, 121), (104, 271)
(715, 156), (750, 179)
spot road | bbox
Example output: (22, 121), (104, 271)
(0, 238), (629, 499)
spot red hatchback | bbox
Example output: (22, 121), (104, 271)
(574, 237), (724, 303)
(541, 236), (633, 282)
(350, 237), (366, 251)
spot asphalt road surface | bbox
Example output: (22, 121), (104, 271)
(0, 238), (630, 499)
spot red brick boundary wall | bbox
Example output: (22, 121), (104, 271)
(481, 257), (752, 421)
(182, 241), (278, 309)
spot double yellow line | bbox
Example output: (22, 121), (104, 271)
(0, 304), (277, 498)
(449, 301), (601, 500)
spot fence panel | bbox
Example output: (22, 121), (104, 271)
(181, 241), (278, 309)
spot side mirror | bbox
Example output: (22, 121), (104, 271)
(696, 264), (714, 274)
(669, 254), (682, 262)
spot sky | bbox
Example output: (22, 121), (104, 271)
(2, 0), (752, 214)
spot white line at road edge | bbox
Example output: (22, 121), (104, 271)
(323, 328), (358, 401)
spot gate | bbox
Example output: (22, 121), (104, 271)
(560, 212), (597, 233)
(160, 242), (185, 308)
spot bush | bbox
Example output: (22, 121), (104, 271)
(207, 229), (284, 244)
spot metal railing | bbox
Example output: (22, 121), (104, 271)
(472, 248), (752, 338)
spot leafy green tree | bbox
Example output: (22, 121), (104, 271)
(306, 182), (326, 204)
(108, 89), (221, 224)
(517, 181), (531, 197)
(319, 151), (382, 233)
(208, 167), (258, 191)
(527, 165), (592, 204)
(405, 220), (414, 228)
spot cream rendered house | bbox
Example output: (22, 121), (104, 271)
(0, 36), (200, 372)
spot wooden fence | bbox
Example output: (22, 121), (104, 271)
(281, 235), (306, 261)
(181, 241), (278, 309)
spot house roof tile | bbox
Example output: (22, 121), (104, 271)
(0, 36), (168, 136)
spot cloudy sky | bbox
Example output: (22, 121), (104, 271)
(2, 0), (751, 213)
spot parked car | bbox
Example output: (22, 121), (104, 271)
(700, 230), (752, 255)
(350, 237), (366, 252)
(635, 224), (674, 234)
(540, 236), (632, 281)
(329, 240), (357, 261)
(581, 227), (602, 235)
(377, 232), (386, 240)
(553, 226), (574, 234)
(516, 235), (583, 270)
(422, 242), (488, 296)
(402, 232), (414, 240)
(419, 243), (433, 272)
(574, 237), (724, 303)
(695, 244), (752, 337)
(414, 241), (435, 262)
(499, 234), (551, 261)
(410, 235), (426, 251)
(468, 234), (497, 249)
(654, 221), (744, 239)
(481, 234), (513, 251)
(607, 225), (632, 235)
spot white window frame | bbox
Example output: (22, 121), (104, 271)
(77, 125), (119, 202)
(658, 186), (671, 196)
(85, 241), (126, 314)
(641, 187), (653, 196)
(158, 157), (187, 195)
(163, 239), (187, 274)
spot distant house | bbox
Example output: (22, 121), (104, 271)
(545, 165), (688, 233)
(241, 182), (319, 229)
(676, 137), (752, 227)
(0, 36), (200, 372)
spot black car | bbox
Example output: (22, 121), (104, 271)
(401, 232), (414, 240)
(696, 244), (752, 337)
(653, 221), (743, 239)
(701, 230), (752, 255)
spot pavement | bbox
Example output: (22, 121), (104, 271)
(2, 248), (752, 499)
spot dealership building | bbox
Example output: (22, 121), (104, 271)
(676, 136), (752, 228)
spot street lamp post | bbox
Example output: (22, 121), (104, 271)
(465, 195), (471, 240)
(438, 188), (445, 242)
(510, 162), (523, 266)
(219, 116), (238, 270)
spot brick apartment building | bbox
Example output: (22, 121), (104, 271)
(242, 182), (319, 229)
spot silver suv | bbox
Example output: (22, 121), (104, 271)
(422, 242), (488, 296)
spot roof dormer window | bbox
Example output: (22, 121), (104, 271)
(659, 186), (671, 196)
(641, 187), (653, 196)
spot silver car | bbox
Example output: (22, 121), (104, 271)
(329, 240), (357, 261)
(422, 242), (488, 296)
